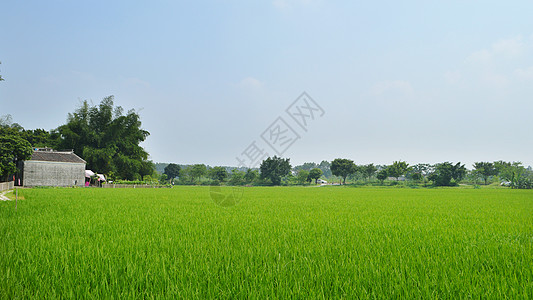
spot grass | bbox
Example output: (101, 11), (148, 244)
(1, 186), (532, 298)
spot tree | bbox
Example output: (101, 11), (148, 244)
(0, 61), (4, 81)
(361, 164), (377, 181)
(159, 173), (168, 184)
(296, 170), (310, 184)
(386, 161), (410, 180)
(228, 169), (245, 185)
(0, 135), (33, 181)
(188, 164), (207, 183)
(308, 168), (323, 184)
(244, 169), (258, 184)
(493, 161), (511, 176)
(164, 163), (181, 181)
(473, 162), (497, 185)
(429, 162), (466, 186)
(57, 96), (152, 180)
(499, 162), (532, 189)
(318, 160), (332, 178)
(259, 156), (291, 185)
(293, 162), (317, 172)
(376, 169), (388, 185)
(408, 163), (430, 182)
(208, 166), (228, 182)
(331, 158), (356, 184)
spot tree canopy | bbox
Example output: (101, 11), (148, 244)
(260, 156), (291, 185)
(473, 162), (498, 185)
(164, 163), (181, 180)
(386, 161), (410, 180)
(0, 134), (33, 181)
(57, 96), (153, 180)
(208, 166), (228, 182)
(308, 168), (323, 184)
(331, 158), (356, 184)
(429, 162), (466, 186)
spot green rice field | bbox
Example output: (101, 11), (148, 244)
(1, 186), (532, 298)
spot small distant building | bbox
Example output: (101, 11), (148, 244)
(21, 148), (86, 187)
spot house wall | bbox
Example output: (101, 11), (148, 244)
(23, 161), (86, 187)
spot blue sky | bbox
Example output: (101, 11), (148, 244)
(1, 0), (533, 168)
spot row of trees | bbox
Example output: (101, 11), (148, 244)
(159, 157), (532, 189)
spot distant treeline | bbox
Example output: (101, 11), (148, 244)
(156, 158), (533, 189)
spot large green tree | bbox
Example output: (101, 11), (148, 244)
(498, 162), (532, 189)
(429, 162), (466, 186)
(331, 158), (356, 184)
(0, 135), (33, 181)
(164, 163), (181, 180)
(473, 162), (497, 185)
(208, 166), (228, 182)
(308, 168), (323, 184)
(57, 96), (153, 180)
(386, 161), (410, 180)
(186, 164), (207, 183)
(260, 156), (291, 185)
(361, 164), (377, 181)
(376, 169), (388, 185)
(244, 169), (258, 184)
(296, 170), (310, 184)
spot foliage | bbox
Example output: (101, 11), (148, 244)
(386, 161), (410, 180)
(296, 170), (310, 184)
(244, 169), (259, 184)
(499, 162), (533, 189)
(260, 156), (291, 185)
(228, 169), (245, 186)
(208, 166), (228, 182)
(473, 162), (498, 185)
(360, 164), (377, 181)
(293, 161), (332, 178)
(0, 134), (33, 181)
(407, 163), (431, 182)
(308, 168), (323, 184)
(331, 158), (356, 184)
(163, 163), (181, 180)
(182, 164), (207, 184)
(429, 162), (466, 186)
(56, 96), (152, 180)
(376, 169), (388, 185)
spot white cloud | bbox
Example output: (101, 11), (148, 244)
(238, 77), (264, 89)
(481, 72), (508, 89)
(514, 66), (533, 80)
(443, 71), (462, 84)
(492, 37), (525, 57)
(370, 80), (413, 97)
(467, 36), (526, 63)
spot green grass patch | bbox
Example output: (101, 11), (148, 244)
(1, 186), (532, 298)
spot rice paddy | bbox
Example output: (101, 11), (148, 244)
(1, 186), (532, 298)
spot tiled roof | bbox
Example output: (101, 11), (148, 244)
(30, 151), (86, 164)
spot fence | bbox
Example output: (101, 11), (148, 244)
(102, 184), (171, 189)
(0, 181), (14, 192)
